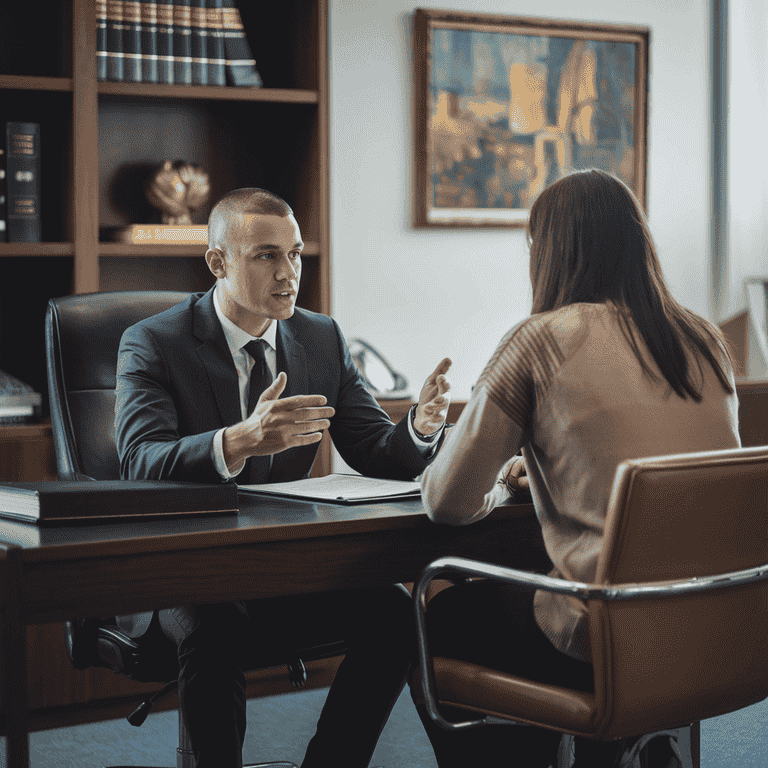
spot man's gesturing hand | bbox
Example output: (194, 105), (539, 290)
(223, 372), (335, 469)
(414, 357), (452, 436)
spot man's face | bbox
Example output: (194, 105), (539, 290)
(211, 212), (303, 335)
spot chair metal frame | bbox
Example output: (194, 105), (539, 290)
(414, 445), (768, 768)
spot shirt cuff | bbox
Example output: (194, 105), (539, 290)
(212, 427), (246, 480)
(408, 404), (444, 455)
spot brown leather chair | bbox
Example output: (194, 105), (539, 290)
(412, 446), (768, 767)
(45, 291), (345, 768)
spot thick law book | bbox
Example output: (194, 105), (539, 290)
(221, 0), (262, 87)
(173, 0), (192, 85)
(206, 0), (226, 86)
(106, 0), (125, 82)
(139, 1), (159, 83)
(96, 0), (108, 80)
(190, 0), (209, 85)
(123, 0), (143, 82)
(0, 479), (239, 526)
(6, 122), (41, 243)
(156, 0), (174, 84)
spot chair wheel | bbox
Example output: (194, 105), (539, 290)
(287, 657), (307, 688)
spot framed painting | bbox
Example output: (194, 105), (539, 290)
(414, 9), (649, 227)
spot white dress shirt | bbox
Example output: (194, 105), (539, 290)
(211, 287), (439, 480)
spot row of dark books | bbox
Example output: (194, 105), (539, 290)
(0, 122), (41, 243)
(97, 0), (263, 86)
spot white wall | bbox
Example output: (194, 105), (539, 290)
(725, 0), (768, 374)
(330, 0), (712, 401)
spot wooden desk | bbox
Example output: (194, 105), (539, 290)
(0, 494), (546, 768)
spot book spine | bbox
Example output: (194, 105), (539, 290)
(6, 122), (41, 243)
(139, 2), (159, 83)
(123, 1), (143, 83)
(156, 0), (174, 84)
(207, 0), (226, 87)
(190, 0), (208, 85)
(0, 145), (7, 243)
(173, 0), (192, 85)
(106, 0), (125, 82)
(96, 0), (108, 81)
(221, 0), (262, 87)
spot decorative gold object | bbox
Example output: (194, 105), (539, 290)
(145, 160), (210, 225)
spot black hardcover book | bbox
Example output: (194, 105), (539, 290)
(156, 0), (174, 84)
(106, 0), (125, 82)
(221, 0), (262, 87)
(123, 0), (142, 82)
(0, 479), (239, 525)
(206, 0), (226, 86)
(6, 122), (41, 243)
(139, 1), (159, 83)
(190, 0), (208, 85)
(0, 146), (6, 243)
(96, 0), (108, 80)
(173, 0), (192, 85)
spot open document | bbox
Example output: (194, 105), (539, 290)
(238, 474), (421, 504)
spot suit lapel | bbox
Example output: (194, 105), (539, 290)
(192, 289), (242, 429)
(269, 318), (309, 481)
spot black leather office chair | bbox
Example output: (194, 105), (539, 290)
(45, 291), (346, 768)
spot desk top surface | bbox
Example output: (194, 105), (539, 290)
(0, 492), (535, 563)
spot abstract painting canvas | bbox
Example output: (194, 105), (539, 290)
(414, 9), (649, 227)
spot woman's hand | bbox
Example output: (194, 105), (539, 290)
(500, 455), (529, 493)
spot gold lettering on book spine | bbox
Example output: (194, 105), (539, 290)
(141, 3), (157, 24)
(124, 2), (141, 23)
(106, 1), (123, 21)
(156, 5), (174, 24)
(173, 4), (192, 24)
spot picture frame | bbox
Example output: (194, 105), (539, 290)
(413, 9), (649, 228)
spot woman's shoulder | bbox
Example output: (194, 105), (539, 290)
(501, 303), (606, 349)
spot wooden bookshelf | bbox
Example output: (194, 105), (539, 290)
(0, 0), (333, 723)
(0, 0), (331, 474)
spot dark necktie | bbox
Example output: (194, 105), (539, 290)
(243, 339), (273, 484)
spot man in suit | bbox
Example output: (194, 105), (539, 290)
(115, 187), (451, 768)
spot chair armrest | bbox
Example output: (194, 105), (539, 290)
(413, 556), (768, 732)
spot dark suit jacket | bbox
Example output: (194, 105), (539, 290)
(115, 288), (431, 483)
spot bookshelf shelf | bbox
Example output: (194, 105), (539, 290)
(0, 243), (74, 257)
(98, 242), (321, 258)
(97, 82), (319, 104)
(0, 75), (74, 93)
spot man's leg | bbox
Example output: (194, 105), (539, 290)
(246, 584), (415, 768)
(159, 602), (251, 768)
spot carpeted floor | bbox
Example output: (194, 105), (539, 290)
(5, 685), (767, 767)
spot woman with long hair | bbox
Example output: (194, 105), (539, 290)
(413, 169), (741, 767)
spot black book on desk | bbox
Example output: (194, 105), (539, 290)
(0, 479), (239, 526)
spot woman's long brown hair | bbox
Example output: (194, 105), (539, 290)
(527, 169), (733, 400)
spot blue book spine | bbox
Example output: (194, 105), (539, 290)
(207, 0), (226, 86)
(190, 0), (208, 85)
(139, 2), (159, 83)
(156, 0), (174, 84)
(6, 122), (41, 243)
(173, 0), (192, 85)
(123, 1), (142, 82)
(221, 0), (262, 87)
(106, 0), (125, 82)
(96, 0), (108, 81)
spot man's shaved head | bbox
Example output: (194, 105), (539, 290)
(208, 188), (293, 250)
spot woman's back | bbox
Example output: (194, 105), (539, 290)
(422, 300), (740, 662)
